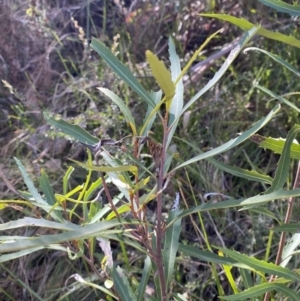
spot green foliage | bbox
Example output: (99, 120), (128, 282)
(259, 0), (300, 16)
(201, 13), (300, 48)
(3, 1), (300, 300)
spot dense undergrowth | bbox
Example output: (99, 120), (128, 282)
(1, 0), (300, 300)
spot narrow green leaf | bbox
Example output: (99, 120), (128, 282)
(146, 50), (175, 111)
(89, 193), (123, 224)
(239, 269), (254, 291)
(167, 37), (184, 149)
(90, 38), (155, 108)
(171, 188), (300, 224)
(39, 169), (63, 222)
(70, 159), (138, 175)
(0, 217), (79, 231)
(169, 104), (280, 174)
(84, 178), (102, 202)
(63, 166), (74, 195)
(137, 256), (152, 301)
(259, 0), (300, 16)
(265, 124), (300, 193)
(170, 26), (262, 129)
(219, 247), (300, 282)
(175, 137), (273, 184)
(250, 134), (300, 159)
(140, 95), (165, 137)
(163, 202), (182, 287)
(273, 223), (300, 233)
(0, 218), (132, 253)
(249, 207), (281, 224)
(98, 88), (137, 135)
(201, 13), (300, 48)
(219, 282), (299, 301)
(178, 245), (249, 268)
(141, 90), (162, 137)
(244, 47), (300, 77)
(255, 84), (300, 113)
(45, 113), (98, 144)
(281, 233), (300, 268)
(112, 266), (137, 301)
(14, 158), (45, 205)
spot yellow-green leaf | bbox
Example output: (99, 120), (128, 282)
(201, 13), (300, 49)
(70, 159), (138, 175)
(250, 134), (300, 160)
(146, 50), (175, 111)
(106, 204), (131, 220)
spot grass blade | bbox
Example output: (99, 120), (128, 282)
(0, 218), (132, 254)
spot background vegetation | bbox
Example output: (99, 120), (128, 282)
(1, 0), (300, 300)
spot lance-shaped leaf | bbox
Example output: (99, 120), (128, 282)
(137, 256), (151, 301)
(0, 218), (132, 254)
(167, 188), (300, 226)
(39, 169), (64, 222)
(170, 26), (261, 128)
(250, 134), (300, 160)
(167, 37), (184, 148)
(219, 247), (300, 282)
(163, 192), (182, 287)
(70, 159), (138, 176)
(146, 50), (175, 111)
(169, 104), (280, 174)
(244, 47), (300, 77)
(45, 113), (98, 145)
(176, 137), (273, 184)
(201, 14), (300, 48)
(255, 84), (300, 113)
(112, 266), (137, 301)
(91, 38), (155, 108)
(259, 0), (300, 16)
(98, 88), (137, 135)
(265, 124), (300, 193)
(218, 282), (299, 301)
